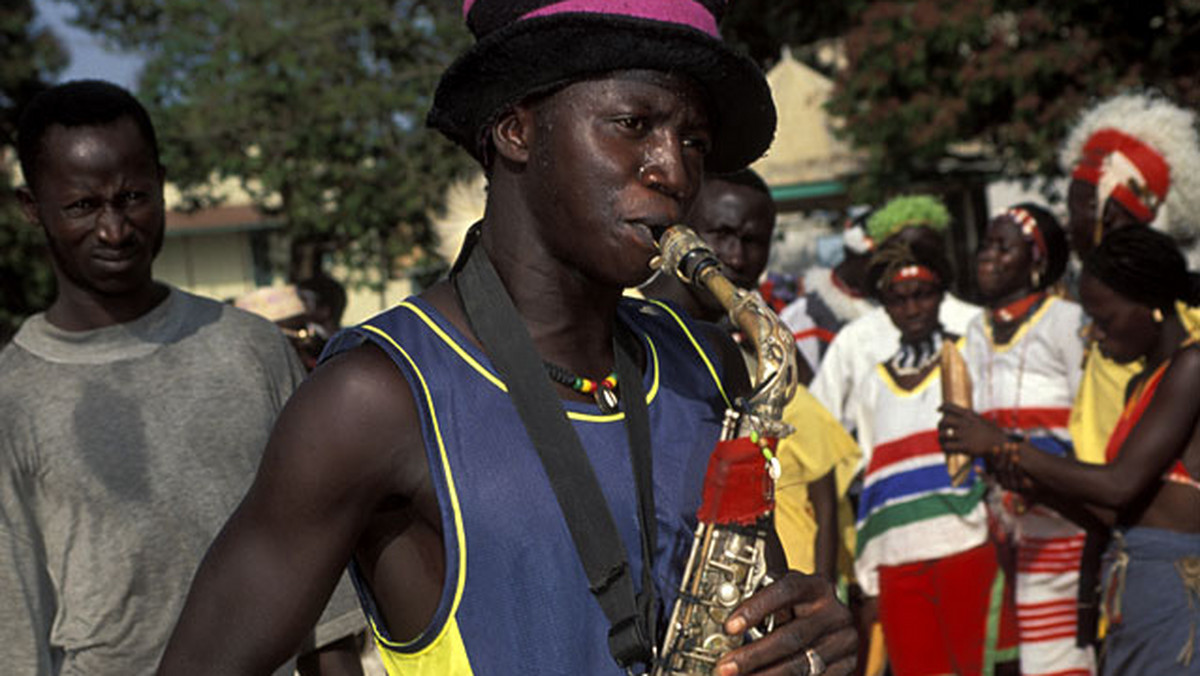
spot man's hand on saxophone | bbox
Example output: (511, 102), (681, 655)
(715, 569), (857, 676)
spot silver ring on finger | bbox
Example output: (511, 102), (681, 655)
(946, 426), (955, 438)
(805, 647), (826, 676)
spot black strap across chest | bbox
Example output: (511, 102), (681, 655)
(450, 225), (658, 669)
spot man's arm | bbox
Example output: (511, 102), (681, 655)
(809, 470), (838, 582)
(158, 344), (424, 675)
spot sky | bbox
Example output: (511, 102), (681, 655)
(34, 0), (144, 90)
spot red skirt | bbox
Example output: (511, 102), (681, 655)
(878, 541), (1019, 676)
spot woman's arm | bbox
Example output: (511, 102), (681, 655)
(940, 346), (1200, 510)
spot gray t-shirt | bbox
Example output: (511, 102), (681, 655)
(0, 287), (358, 675)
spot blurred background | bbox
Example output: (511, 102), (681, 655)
(4, 0), (1198, 341)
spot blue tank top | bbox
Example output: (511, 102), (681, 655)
(324, 296), (729, 675)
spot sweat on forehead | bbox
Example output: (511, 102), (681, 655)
(17, 80), (160, 189)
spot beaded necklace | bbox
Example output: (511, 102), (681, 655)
(983, 299), (1042, 432)
(543, 361), (620, 414)
(889, 327), (945, 377)
(990, 291), (1046, 325)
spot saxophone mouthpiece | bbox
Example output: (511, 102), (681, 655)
(656, 225), (721, 286)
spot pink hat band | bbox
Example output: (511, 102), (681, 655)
(518, 0), (719, 38)
(464, 0), (722, 39)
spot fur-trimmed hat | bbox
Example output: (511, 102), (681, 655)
(865, 194), (950, 243)
(428, 0), (776, 173)
(1058, 92), (1200, 248)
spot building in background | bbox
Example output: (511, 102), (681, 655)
(752, 46), (862, 278)
(756, 46), (998, 302)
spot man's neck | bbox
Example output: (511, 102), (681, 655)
(45, 282), (170, 332)
(479, 221), (629, 378)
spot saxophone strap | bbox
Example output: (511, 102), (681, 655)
(451, 223), (659, 670)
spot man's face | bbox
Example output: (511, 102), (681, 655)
(976, 216), (1033, 301)
(881, 279), (943, 344)
(519, 69), (711, 288)
(1078, 273), (1155, 364)
(1066, 178), (1142, 256)
(20, 117), (165, 300)
(689, 179), (776, 290)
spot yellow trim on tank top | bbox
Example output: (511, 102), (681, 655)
(359, 324), (470, 661)
(643, 298), (731, 409)
(371, 617), (474, 676)
(353, 301), (725, 669)
(394, 301), (662, 422)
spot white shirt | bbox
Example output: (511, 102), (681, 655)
(809, 294), (981, 441)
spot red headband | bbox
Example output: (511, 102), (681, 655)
(1072, 128), (1170, 223)
(889, 264), (939, 286)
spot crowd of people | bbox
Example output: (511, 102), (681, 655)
(776, 91), (1200, 676)
(3, 2), (1199, 676)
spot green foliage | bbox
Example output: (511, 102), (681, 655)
(68, 0), (476, 284)
(0, 0), (67, 341)
(829, 0), (1200, 201)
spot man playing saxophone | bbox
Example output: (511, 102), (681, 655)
(157, 2), (856, 675)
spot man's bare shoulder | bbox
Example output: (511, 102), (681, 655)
(263, 341), (427, 501)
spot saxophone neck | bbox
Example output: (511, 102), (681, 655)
(656, 225), (799, 432)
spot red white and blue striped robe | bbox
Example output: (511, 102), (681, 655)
(853, 337), (991, 598)
(964, 297), (1096, 676)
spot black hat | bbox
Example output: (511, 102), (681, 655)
(428, 0), (776, 173)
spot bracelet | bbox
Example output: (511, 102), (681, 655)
(988, 440), (1018, 464)
(1004, 440), (1020, 466)
(988, 439), (1030, 495)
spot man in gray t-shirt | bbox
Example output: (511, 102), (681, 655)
(2, 80), (363, 675)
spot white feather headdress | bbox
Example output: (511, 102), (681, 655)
(1058, 92), (1200, 257)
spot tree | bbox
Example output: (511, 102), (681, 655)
(722, 0), (867, 71)
(826, 0), (1200, 200)
(0, 0), (67, 342)
(67, 0), (476, 284)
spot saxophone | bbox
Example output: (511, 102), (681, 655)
(651, 225), (800, 675)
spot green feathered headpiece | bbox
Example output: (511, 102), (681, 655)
(866, 195), (950, 243)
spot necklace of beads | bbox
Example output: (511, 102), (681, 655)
(990, 291), (1046, 325)
(889, 327), (945, 377)
(543, 361), (619, 414)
